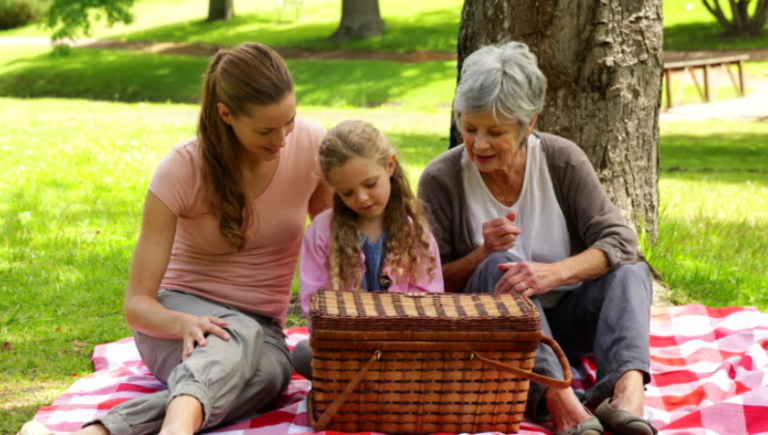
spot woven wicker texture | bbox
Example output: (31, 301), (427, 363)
(311, 290), (541, 331)
(309, 290), (571, 434)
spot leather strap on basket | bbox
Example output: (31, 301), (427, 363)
(472, 336), (573, 389)
(315, 350), (381, 430)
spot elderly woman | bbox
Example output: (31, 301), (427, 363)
(418, 41), (656, 435)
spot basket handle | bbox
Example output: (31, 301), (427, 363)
(315, 350), (382, 430)
(471, 335), (573, 389)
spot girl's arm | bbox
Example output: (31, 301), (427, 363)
(299, 218), (333, 319)
(407, 230), (445, 293)
(123, 192), (230, 359)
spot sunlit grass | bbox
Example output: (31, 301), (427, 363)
(0, 0), (463, 52)
(0, 45), (456, 112)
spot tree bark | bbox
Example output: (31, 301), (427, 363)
(330, 0), (384, 42)
(208, 0), (234, 22)
(453, 0), (663, 241)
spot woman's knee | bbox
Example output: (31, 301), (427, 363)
(259, 351), (293, 396)
(606, 262), (653, 304)
(466, 251), (522, 293)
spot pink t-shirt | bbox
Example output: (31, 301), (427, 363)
(149, 119), (326, 326)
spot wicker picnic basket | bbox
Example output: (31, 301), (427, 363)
(307, 290), (572, 434)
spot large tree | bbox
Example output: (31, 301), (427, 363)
(452, 0), (663, 240)
(330, 0), (384, 42)
(208, 0), (234, 21)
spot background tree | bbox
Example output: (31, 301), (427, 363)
(47, 0), (134, 42)
(701, 0), (768, 37)
(452, 0), (663, 240)
(208, 0), (233, 21)
(330, 0), (384, 42)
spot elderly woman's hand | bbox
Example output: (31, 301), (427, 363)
(482, 211), (522, 255)
(492, 261), (563, 297)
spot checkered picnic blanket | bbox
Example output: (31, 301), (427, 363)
(29, 304), (768, 435)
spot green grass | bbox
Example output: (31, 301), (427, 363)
(0, 45), (456, 112)
(0, 0), (463, 52)
(664, 0), (768, 51)
(3, 0), (767, 53)
(655, 121), (768, 307)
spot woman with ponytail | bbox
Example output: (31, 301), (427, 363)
(32, 43), (333, 435)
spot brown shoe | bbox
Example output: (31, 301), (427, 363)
(595, 398), (658, 435)
(554, 415), (604, 435)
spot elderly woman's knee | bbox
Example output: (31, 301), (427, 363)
(609, 262), (653, 302)
(478, 251), (520, 273)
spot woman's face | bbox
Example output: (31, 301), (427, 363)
(218, 92), (297, 162)
(460, 111), (533, 173)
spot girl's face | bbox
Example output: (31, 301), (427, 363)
(217, 92), (297, 162)
(326, 155), (396, 222)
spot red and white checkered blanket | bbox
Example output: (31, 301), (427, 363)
(29, 304), (768, 435)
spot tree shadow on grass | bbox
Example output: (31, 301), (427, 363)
(0, 49), (455, 108)
(660, 132), (768, 181)
(109, 8), (460, 53)
(0, 49), (207, 103)
(664, 21), (768, 51)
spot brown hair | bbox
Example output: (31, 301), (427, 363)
(318, 120), (437, 290)
(198, 43), (294, 248)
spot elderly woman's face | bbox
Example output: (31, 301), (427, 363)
(460, 112), (527, 173)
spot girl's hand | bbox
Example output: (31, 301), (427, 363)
(493, 261), (563, 297)
(180, 315), (231, 361)
(482, 211), (522, 255)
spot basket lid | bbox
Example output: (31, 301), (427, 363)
(310, 290), (540, 331)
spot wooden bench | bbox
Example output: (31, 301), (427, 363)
(663, 53), (749, 108)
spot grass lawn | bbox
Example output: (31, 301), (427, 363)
(657, 121), (768, 307)
(0, 0), (463, 53)
(0, 45), (456, 112)
(2, 0), (767, 53)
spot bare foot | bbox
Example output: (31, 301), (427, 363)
(545, 387), (593, 432)
(610, 370), (646, 417)
(19, 422), (108, 435)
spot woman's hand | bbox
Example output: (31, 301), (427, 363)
(493, 261), (563, 297)
(482, 211), (522, 255)
(180, 315), (231, 361)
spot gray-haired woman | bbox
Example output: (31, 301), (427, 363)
(418, 41), (657, 435)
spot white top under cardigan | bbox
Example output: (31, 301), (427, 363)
(462, 134), (579, 306)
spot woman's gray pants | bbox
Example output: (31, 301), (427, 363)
(87, 290), (293, 435)
(464, 252), (653, 420)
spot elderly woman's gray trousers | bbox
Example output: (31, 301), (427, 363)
(463, 252), (653, 420)
(87, 290), (293, 435)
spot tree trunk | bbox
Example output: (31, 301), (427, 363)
(330, 0), (384, 42)
(452, 0), (663, 241)
(702, 0), (768, 36)
(208, 0), (234, 22)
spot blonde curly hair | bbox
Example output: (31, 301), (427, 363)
(318, 120), (437, 290)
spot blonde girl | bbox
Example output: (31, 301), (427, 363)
(292, 120), (444, 379)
